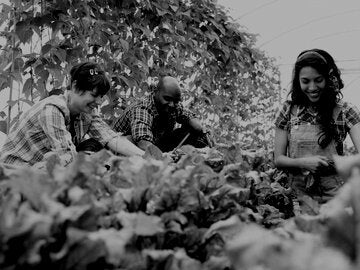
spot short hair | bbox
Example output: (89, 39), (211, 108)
(70, 62), (110, 96)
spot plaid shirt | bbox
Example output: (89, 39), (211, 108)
(0, 94), (119, 166)
(275, 100), (360, 153)
(112, 94), (196, 144)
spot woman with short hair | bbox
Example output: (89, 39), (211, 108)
(0, 62), (144, 167)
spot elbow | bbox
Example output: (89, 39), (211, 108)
(274, 159), (280, 168)
(273, 156), (282, 168)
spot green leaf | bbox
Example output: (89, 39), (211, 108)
(38, 69), (49, 83)
(0, 5), (11, 27)
(88, 228), (134, 265)
(15, 21), (29, 43)
(0, 75), (9, 91)
(22, 77), (34, 98)
(116, 211), (164, 236)
(34, 63), (44, 76)
(48, 67), (63, 86)
(41, 44), (52, 55)
(61, 237), (107, 270)
(297, 195), (320, 215)
(169, 4), (179, 13)
(54, 48), (67, 62)
(100, 31), (109, 45)
(119, 75), (133, 88)
(13, 57), (24, 71)
(119, 39), (129, 52)
(5, 168), (53, 210)
(31, 25), (41, 37)
(156, 7), (168, 16)
(10, 70), (23, 83)
(35, 81), (46, 97)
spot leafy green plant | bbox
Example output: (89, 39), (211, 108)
(1, 146), (360, 269)
(0, 0), (280, 145)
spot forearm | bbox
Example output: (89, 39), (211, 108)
(275, 155), (306, 170)
(137, 139), (158, 152)
(107, 136), (144, 156)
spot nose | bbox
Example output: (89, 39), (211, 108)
(309, 81), (317, 90)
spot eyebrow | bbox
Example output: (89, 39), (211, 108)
(164, 94), (181, 101)
(300, 75), (324, 79)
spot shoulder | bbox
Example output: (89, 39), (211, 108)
(274, 100), (294, 129)
(337, 100), (360, 112)
(336, 100), (360, 126)
(23, 95), (66, 119)
(277, 100), (293, 117)
(126, 95), (153, 111)
(282, 100), (293, 110)
(42, 95), (68, 111)
(39, 95), (70, 121)
(336, 100), (360, 119)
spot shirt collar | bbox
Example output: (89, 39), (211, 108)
(149, 93), (159, 118)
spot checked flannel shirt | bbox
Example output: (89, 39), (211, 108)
(275, 100), (360, 155)
(112, 94), (196, 145)
(0, 93), (119, 166)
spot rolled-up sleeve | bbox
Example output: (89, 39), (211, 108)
(275, 101), (292, 130)
(87, 114), (121, 145)
(343, 102), (360, 130)
(38, 105), (76, 165)
(131, 106), (154, 143)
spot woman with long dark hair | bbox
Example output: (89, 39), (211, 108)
(274, 49), (360, 203)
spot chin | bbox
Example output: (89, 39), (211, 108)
(307, 96), (320, 103)
(310, 99), (320, 103)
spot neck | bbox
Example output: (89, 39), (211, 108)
(66, 92), (79, 116)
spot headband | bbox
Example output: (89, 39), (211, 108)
(296, 51), (327, 64)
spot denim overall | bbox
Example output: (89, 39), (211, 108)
(288, 106), (343, 203)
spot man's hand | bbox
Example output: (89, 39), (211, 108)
(188, 118), (215, 147)
(188, 118), (203, 133)
(138, 140), (162, 153)
(108, 136), (144, 156)
(144, 144), (164, 160)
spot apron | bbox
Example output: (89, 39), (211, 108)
(288, 105), (344, 203)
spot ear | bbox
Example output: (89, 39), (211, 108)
(71, 81), (78, 92)
(71, 81), (83, 94)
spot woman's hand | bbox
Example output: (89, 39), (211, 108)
(299, 155), (329, 173)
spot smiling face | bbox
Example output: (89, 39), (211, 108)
(154, 77), (181, 115)
(299, 66), (326, 104)
(69, 86), (103, 115)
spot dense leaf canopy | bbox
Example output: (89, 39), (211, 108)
(0, 0), (280, 146)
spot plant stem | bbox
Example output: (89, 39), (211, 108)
(7, 7), (16, 134)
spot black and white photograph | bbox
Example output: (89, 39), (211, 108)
(0, 0), (360, 269)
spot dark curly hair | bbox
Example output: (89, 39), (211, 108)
(289, 49), (343, 149)
(70, 62), (110, 96)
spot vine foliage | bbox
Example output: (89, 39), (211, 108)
(0, 0), (280, 146)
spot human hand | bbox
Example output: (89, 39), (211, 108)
(300, 155), (330, 173)
(333, 154), (360, 179)
(204, 130), (215, 147)
(188, 118), (203, 133)
(143, 144), (163, 160)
